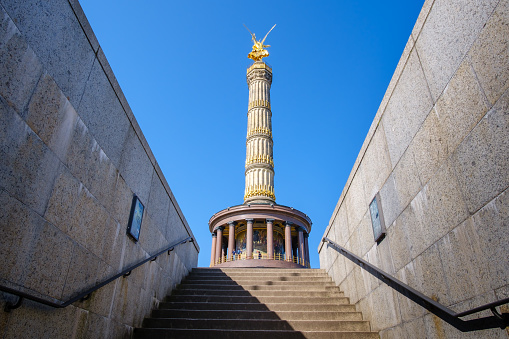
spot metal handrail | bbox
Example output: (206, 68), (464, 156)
(322, 237), (508, 332)
(1, 236), (194, 312)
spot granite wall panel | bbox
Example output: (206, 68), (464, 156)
(319, 0), (509, 337)
(1, 0), (96, 107)
(0, 1), (199, 337)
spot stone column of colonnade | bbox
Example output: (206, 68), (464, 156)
(266, 219), (274, 259)
(244, 62), (275, 204)
(215, 226), (223, 264)
(209, 219), (310, 266)
(210, 233), (217, 267)
(228, 221), (236, 261)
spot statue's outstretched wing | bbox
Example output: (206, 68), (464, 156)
(243, 24), (256, 40)
(261, 24), (276, 44)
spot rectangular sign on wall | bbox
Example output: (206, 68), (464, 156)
(369, 193), (386, 243)
(127, 195), (144, 241)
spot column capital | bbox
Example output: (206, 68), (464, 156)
(246, 218), (254, 223)
(303, 232), (309, 238)
(211, 233), (217, 238)
(217, 226), (224, 231)
(285, 221), (293, 226)
(266, 219), (275, 223)
(297, 226), (306, 233)
(227, 221), (237, 226)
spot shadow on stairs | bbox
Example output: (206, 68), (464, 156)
(133, 267), (379, 338)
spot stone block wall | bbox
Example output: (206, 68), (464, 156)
(319, 0), (509, 338)
(0, 0), (199, 337)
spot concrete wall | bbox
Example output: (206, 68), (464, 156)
(0, 0), (199, 337)
(319, 0), (508, 338)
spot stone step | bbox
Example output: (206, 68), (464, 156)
(166, 295), (350, 304)
(170, 288), (343, 297)
(152, 309), (363, 321)
(192, 268), (326, 274)
(177, 282), (339, 291)
(141, 318), (371, 332)
(188, 273), (330, 279)
(186, 275), (333, 283)
(133, 328), (380, 339)
(180, 280), (336, 287)
(159, 302), (357, 312)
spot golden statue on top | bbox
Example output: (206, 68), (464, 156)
(244, 24), (276, 61)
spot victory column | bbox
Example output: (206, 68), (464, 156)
(208, 25), (312, 268)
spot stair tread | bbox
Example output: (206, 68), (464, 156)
(135, 268), (378, 338)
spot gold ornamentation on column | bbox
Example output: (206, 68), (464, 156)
(245, 154), (274, 167)
(247, 127), (272, 138)
(244, 184), (276, 201)
(248, 99), (271, 110)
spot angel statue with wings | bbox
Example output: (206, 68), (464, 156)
(244, 24), (276, 61)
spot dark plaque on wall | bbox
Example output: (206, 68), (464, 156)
(127, 195), (144, 241)
(369, 193), (386, 243)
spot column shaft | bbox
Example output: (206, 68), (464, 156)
(228, 222), (235, 261)
(210, 233), (217, 267)
(285, 222), (292, 261)
(246, 219), (254, 259)
(267, 219), (274, 259)
(298, 228), (305, 265)
(215, 227), (223, 264)
(304, 233), (310, 268)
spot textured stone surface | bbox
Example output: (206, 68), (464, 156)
(415, 0), (499, 101)
(412, 160), (469, 252)
(471, 188), (509, 291)
(62, 243), (101, 299)
(436, 218), (490, 304)
(0, 189), (44, 284)
(1, 0), (96, 107)
(398, 244), (450, 305)
(360, 123), (392, 202)
(344, 169), (367, 231)
(332, 204), (349, 245)
(321, 1), (509, 336)
(22, 221), (74, 299)
(0, 0), (198, 336)
(26, 72), (78, 162)
(0, 6), (42, 116)
(382, 48), (433, 167)
(43, 165), (81, 233)
(391, 147), (422, 212)
(0, 101), (60, 215)
(368, 284), (401, 331)
(407, 108), (448, 186)
(146, 173), (171, 237)
(387, 215), (413, 272)
(452, 89), (509, 213)
(379, 174), (401, 228)
(3, 302), (87, 339)
(469, 0), (509, 106)
(411, 0), (435, 39)
(83, 312), (110, 339)
(78, 59), (130, 169)
(434, 58), (489, 153)
(378, 35), (415, 116)
(118, 126), (154, 205)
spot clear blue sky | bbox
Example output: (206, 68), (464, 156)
(81, 1), (424, 268)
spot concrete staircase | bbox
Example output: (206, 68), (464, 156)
(133, 268), (379, 338)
